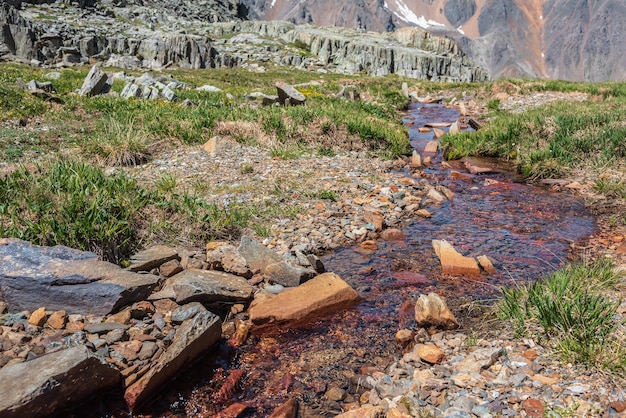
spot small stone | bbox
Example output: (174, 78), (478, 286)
(416, 209), (432, 218)
(360, 240), (377, 251)
(477, 255), (495, 274)
(159, 259), (183, 277)
(28, 307), (47, 327)
(325, 386), (346, 401)
(106, 310), (132, 325)
(411, 150), (421, 167)
(416, 344), (445, 364)
(424, 141), (438, 153)
(610, 400), (626, 412)
(46, 310), (66, 329)
(414, 293), (458, 330)
(521, 399), (544, 418)
(380, 229), (406, 241)
(395, 329), (413, 345)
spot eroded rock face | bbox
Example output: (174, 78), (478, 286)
(0, 238), (159, 315)
(0, 345), (120, 418)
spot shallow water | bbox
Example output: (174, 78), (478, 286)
(107, 103), (595, 418)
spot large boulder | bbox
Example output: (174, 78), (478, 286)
(432, 239), (480, 276)
(124, 310), (221, 411)
(248, 272), (360, 327)
(79, 65), (109, 97)
(238, 236), (282, 272)
(0, 239), (159, 315)
(148, 269), (254, 305)
(0, 345), (120, 418)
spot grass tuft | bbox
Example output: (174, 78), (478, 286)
(499, 260), (625, 370)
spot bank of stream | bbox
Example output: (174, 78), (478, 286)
(106, 102), (594, 418)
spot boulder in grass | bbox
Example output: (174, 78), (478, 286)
(275, 81), (306, 106)
(79, 65), (109, 97)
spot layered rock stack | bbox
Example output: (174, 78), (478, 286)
(0, 236), (359, 415)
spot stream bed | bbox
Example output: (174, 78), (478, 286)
(126, 103), (595, 417)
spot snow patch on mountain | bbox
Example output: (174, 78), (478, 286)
(384, 0), (445, 29)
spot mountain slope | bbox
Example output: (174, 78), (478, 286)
(242, 0), (626, 81)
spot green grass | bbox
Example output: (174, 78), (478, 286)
(499, 260), (625, 371)
(0, 160), (282, 262)
(0, 63), (411, 161)
(441, 93), (626, 179)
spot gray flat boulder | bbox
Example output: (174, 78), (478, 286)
(265, 260), (316, 288)
(128, 245), (179, 272)
(0, 239), (159, 315)
(79, 65), (109, 97)
(124, 310), (221, 411)
(0, 345), (120, 418)
(275, 81), (306, 106)
(238, 236), (282, 273)
(148, 269), (253, 305)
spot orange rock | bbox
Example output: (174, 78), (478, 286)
(433, 128), (445, 138)
(424, 141), (438, 153)
(410, 150), (422, 167)
(395, 329), (413, 345)
(610, 400), (626, 412)
(206, 241), (228, 252)
(360, 240), (377, 251)
(522, 349), (538, 361)
(416, 209), (432, 218)
(380, 229), (406, 241)
(416, 344), (445, 364)
(269, 398), (298, 418)
(213, 402), (249, 418)
(28, 307), (47, 327)
(521, 399), (545, 418)
(47, 310), (67, 329)
(418, 127), (430, 133)
(477, 255), (495, 274)
(248, 273), (360, 327)
(365, 210), (384, 232)
(432, 240), (481, 276)
(451, 170), (472, 180)
(106, 309), (132, 325)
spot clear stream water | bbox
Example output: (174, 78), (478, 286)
(78, 103), (595, 418)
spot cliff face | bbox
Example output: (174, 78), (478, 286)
(0, 1), (488, 82)
(244, 0), (626, 81)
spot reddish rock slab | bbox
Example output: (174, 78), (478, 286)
(214, 402), (249, 418)
(125, 310), (221, 411)
(269, 398), (299, 418)
(521, 399), (545, 418)
(432, 239), (480, 277)
(611, 400), (626, 412)
(248, 273), (360, 328)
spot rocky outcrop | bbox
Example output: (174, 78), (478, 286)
(0, 2), (488, 82)
(0, 238), (159, 315)
(0, 346), (120, 418)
